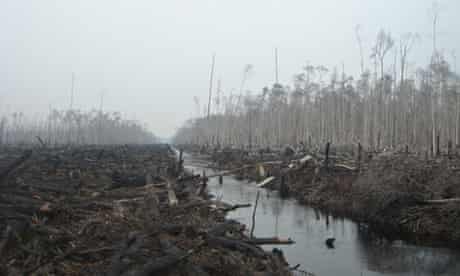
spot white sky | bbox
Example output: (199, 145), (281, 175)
(1, 0), (459, 137)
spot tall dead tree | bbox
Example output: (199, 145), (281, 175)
(207, 54), (216, 120)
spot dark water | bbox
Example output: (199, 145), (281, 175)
(184, 157), (460, 276)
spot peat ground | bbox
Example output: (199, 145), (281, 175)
(0, 144), (292, 276)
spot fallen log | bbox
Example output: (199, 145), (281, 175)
(298, 155), (313, 164)
(334, 163), (357, 171)
(177, 174), (201, 182)
(256, 176), (275, 188)
(247, 237), (295, 245)
(420, 198), (460, 204)
(221, 203), (251, 212)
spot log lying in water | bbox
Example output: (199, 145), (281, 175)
(221, 203), (251, 212)
(257, 176), (275, 188)
(248, 237), (295, 245)
(210, 201), (252, 212)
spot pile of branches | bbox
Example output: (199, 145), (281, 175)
(0, 144), (292, 275)
(347, 153), (460, 244)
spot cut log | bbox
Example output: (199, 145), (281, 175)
(334, 164), (357, 171)
(299, 155), (313, 164)
(256, 176), (275, 188)
(247, 237), (295, 245)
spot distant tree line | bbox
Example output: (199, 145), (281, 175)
(174, 29), (460, 155)
(0, 109), (157, 146)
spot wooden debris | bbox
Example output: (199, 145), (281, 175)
(256, 176), (275, 188)
(0, 145), (292, 275)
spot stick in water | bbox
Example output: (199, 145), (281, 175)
(250, 190), (261, 238)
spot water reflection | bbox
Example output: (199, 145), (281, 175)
(356, 230), (460, 276)
(185, 162), (460, 276)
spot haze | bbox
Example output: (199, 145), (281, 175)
(1, 0), (459, 138)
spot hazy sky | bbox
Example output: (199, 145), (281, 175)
(1, 0), (459, 137)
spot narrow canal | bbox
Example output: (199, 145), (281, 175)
(184, 155), (460, 276)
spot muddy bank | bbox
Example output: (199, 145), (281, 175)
(183, 145), (460, 248)
(0, 144), (291, 275)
